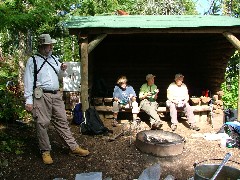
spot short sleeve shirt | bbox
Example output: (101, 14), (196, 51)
(113, 85), (136, 104)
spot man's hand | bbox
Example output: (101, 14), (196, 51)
(172, 100), (178, 104)
(146, 92), (152, 98)
(25, 104), (33, 112)
(154, 89), (159, 94)
(61, 63), (67, 71)
(153, 89), (159, 99)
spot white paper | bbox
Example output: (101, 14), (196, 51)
(63, 62), (81, 91)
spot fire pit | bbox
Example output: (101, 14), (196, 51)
(135, 130), (185, 157)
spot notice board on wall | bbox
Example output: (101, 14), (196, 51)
(62, 62), (81, 92)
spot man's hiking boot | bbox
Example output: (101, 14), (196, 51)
(71, 146), (90, 156)
(171, 124), (177, 131)
(132, 118), (142, 131)
(112, 119), (118, 127)
(133, 117), (141, 125)
(189, 124), (200, 131)
(151, 122), (163, 130)
(42, 151), (53, 165)
(151, 124), (160, 130)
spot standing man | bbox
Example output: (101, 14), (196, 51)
(166, 73), (200, 131)
(112, 75), (140, 127)
(24, 34), (89, 165)
(139, 74), (163, 130)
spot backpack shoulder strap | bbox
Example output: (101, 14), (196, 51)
(51, 55), (58, 66)
(32, 55), (37, 89)
(35, 54), (58, 75)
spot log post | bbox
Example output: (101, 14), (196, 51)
(88, 34), (107, 53)
(78, 34), (106, 112)
(200, 97), (211, 122)
(190, 97), (201, 122)
(223, 31), (240, 121)
(80, 36), (89, 112)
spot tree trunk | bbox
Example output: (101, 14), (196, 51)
(18, 32), (26, 92)
(80, 37), (89, 112)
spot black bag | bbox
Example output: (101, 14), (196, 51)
(80, 107), (110, 135)
(224, 108), (238, 122)
(218, 122), (240, 148)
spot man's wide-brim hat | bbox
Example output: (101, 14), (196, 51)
(38, 34), (57, 45)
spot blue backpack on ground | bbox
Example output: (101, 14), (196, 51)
(73, 103), (84, 125)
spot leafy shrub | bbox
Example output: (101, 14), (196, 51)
(0, 132), (24, 155)
(221, 51), (239, 109)
(221, 76), (238, 109)
(0, 61), (30, 124)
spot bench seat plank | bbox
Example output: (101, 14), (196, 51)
(94, 105), (211, 112)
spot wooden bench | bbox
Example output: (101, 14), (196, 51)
(92, 97), (212, 122)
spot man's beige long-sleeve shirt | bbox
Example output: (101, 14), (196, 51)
(167, 82), (189, 102)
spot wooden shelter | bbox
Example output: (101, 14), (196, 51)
(65, 15), (240, 118)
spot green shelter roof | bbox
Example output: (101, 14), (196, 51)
(65, 15), (240, 29)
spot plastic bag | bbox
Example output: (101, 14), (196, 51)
(75, 172), (102, 180)
(138, 163), (161, 180)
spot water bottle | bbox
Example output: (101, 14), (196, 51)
(220, 137), (226, 148)
(226, 139), (237, 148)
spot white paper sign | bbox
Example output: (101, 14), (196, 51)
(63, 62), (81, 91)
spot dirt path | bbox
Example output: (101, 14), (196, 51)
(1, 113), (240, 180)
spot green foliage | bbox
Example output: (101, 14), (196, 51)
(223, 0), (240, 17)
(60, 35), (80, 62)
(0, 132), (24, 155)
(71, 0), (119, 15)
(204, 0), (240, 16)
(221, 51), (239, 109)
(0, 0), (80, 34)
(225, 51), (239, 78)
(208, 1), (240, 110)
(129, 0), (197, 15)
(0, 87), (28, 123)
(182, 0), (198, 15)
(221, 76), (238, 109)
(0, 60), (29, 123)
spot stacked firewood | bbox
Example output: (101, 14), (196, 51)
(63, 91), (80, 110)
(200, 96), (211, 105)
(212, 91), (224, 114)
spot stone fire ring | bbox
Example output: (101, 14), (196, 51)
(135, 130), (185, 157)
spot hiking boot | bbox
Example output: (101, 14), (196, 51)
(112, 119), (118, 127)
(151, 123), (162, 130)
(171, 124), (177, 131)
(151, 124), (159, 130)
(71, 146), (90, 156)
(190, 124), (200, 131)
(133, 117), (141, 125)
(42, 151), (53, 165)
